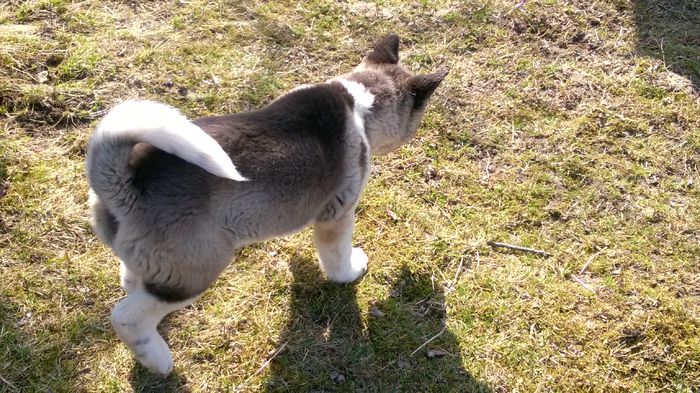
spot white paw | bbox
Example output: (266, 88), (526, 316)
(132, 333), (174, 376)
(327, 247), (368, 283)
(112, 310), (173, 376)
(114, 325), (174, 376)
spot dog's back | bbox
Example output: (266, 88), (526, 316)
(89, 82), (364, 300)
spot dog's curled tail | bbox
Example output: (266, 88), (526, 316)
(86, 100), (245, 210)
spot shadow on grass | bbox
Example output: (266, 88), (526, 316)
(129, 364), (191, 393)
(633, 0), (700, 91)
(0, 291), (188, 392)
(0, 157), (9, 200)
(266, 256), (491, 392)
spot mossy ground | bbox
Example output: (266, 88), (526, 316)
(1, 0), (699, 391)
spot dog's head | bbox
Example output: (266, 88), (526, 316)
(339, 34), (448, 156)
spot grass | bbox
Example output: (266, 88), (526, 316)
(1, 0), (699, 391)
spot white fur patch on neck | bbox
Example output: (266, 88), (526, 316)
(337, 79), (374, 147)
(337, 79), (374, 115)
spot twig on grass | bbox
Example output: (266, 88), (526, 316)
(411, 325), (447, 356)
(446, 256), (465, 293)
(0, 374), (17, 392)
(571, 274), (596, 293)
(452, 256), (465, 284)
(487, 241), (551, 257)
(579, 250), (603, 275)
(236, 340), (288, 392)
(507, 0), (528, 16)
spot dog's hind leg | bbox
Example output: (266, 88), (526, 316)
(87, 189), (119, 246)
(111, 287), (195, 375)
(314, 210), (368, 283)
(119, 261), (141, 294)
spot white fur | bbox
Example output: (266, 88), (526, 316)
(337, 79), (374, 148)
(111, 288), (196, 375)
(120, 261), (141, 294)
(95, 100), (246, 181)
(314, 211), (368, 283)
(337, 79), (374, 114)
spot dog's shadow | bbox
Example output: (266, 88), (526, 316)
(266, 256), (491, 392)
(129, 365), (191, 393)
(633, 0), (700, 92)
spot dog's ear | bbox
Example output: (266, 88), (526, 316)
(405, 69), (449, 109)
(365, 34), (400, 65)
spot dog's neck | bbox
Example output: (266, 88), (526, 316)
(335, 79), (374, 149)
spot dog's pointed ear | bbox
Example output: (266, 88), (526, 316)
(365, 34), (400, 65)
(406, 69), (449, 108)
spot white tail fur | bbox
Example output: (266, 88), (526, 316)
(94, 100), (246, 181)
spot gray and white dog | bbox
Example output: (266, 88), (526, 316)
(86, 34), (447, 375)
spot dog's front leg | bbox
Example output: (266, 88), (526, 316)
(313, 210), (368, 283)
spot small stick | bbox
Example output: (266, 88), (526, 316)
(448, 256), (465, 291)
(411, 325), (447, 356)
(0, 374), (16, 391)
(579, 251), (602, 275)
(236, 341), (288, 392)
(571, 274), (595, 293)
(487, 241), (551, 257)
(483, 152), (492, 181)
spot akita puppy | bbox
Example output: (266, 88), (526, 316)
(87, 34), (447, 375)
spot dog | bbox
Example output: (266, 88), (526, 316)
(86, 34), (447, 375)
